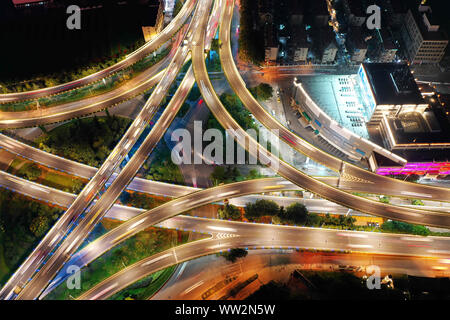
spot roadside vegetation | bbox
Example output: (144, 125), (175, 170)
(36, 115), (131, 167)
(1, 48), (169, 112)
(381, 220), (431, 236)
(207, 51), (222, 73)
(109, 265), (177, 300)
(218, 203), (242, 220)
(0, 189), (63, 285)
(411, 199), (424, 206)
(44, 220), (194, 300)
(206, 83), (273, 134)
(207, 92), (258, 133)
(210, 167), (264, 185)
(7, 156), (86, 194)
(0, 4), (154, 94)
(243, 200), (331, 227)
(249, 83), (273, 101)
(238, 0), (264, 65)
(120, 192), (170, 211)
(220, 248), (248, 263)
(141, 142), (184, 184)
(238, 199), (450, 237)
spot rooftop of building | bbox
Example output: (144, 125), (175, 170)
(409, 6), (448, 42)
(386, 0), (408, 15)
(290, 27), (309, 48)
(307, 0), (328, 16)
(385, 108), (450, 144)
(289, 0), (305, 15)
(378, 29), (397, 50)
(264, 23), (278, 47)
(392, 149), (450, 162)
(362, 63), (425, 105)
(316, 26), (337, 50)
(346, 0), (366, 17)
(349, 27), (368, 49)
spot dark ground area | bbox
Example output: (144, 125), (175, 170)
(0, 1), (155, 84)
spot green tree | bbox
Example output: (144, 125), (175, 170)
(211, 166), (226, 185)
(218, 204), (241, 220)
(221, 248), (248, 263)
(187, 85), (201, 102)
(245, 199), (279, 220)
(25, 164), (42, 181)
(29, 215), (50, 237)
(127, 193), (154, 210)
(381, 220), (430, 236)
(211, 39), (220, 53)
(250, 83), (273, 101)
(281, 202), (309, 225)
(246, 169), (261, 180)
(379, 196), (390, 204)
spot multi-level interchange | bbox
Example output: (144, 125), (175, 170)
(0, 0), (450, 300)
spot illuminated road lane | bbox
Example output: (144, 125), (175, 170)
(14, 0), (218, 300)
(77, 226), (450, 300)
(218, 0), (450, 204)
(0, 0), (198, 300)
(192, 0), (450, 228)
(0, 0), (196, 104)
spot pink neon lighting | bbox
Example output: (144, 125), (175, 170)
(377, 162), (450, 176)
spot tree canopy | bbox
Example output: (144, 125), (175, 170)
(218, 204), (241, 220)
(37, 116), (131, 167)
(244, 199), (280, 220)
(221, 248), (248, 263)
(249, 83), (273, 101)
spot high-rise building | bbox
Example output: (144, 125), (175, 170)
(264, 24), (279, 63)
(141, 0), (164, 42)
(401, 5), (448, 64)
(358, 63), (428, 126)
(288, 27), (309, 63)
(343, 0), (366, 27)
(348, 27), (368, 63)
(319, 27), (338, 64)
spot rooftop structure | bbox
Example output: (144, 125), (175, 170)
(344, 0), (367, 27)
(141, 0), (164, 42)
(348, 27), (368, 63)
(376, 106), (450, 177)
(307, 0), (329, 26)
(361, 63), (424, 106)
(288, 26), (310, 62)
(316, 26), (338, 64)
(292, 75), (407, 166)
(358, 63), (428, 126)
(289, 0), (305, 26)
(401, 5), (448, 64)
